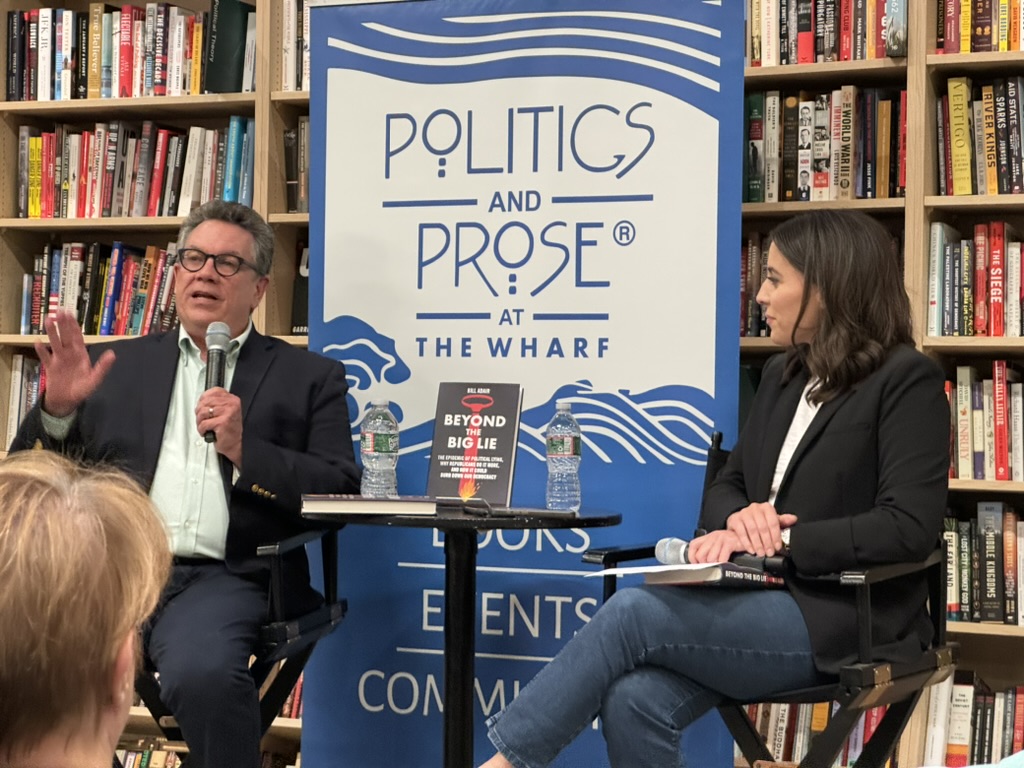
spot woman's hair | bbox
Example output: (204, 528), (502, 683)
(0, 451), (171, 757)
(769, 210), (912, 403)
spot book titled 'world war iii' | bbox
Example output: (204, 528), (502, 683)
(426, 382), (523, 506)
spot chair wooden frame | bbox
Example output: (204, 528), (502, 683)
(582, 432), (957, 768)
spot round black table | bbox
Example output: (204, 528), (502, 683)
(303, 506), (621, 768)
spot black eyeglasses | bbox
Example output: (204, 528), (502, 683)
(176, 247), (264, 277)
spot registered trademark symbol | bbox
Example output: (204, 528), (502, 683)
(613, 220), (636, 245)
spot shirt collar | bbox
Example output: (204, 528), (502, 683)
(178, 321), (252, 366)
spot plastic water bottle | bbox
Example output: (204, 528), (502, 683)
(545, 399), (582, 511)
(359, 399), (399, 497)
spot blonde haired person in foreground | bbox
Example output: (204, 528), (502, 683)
(0, 451), (171, 768)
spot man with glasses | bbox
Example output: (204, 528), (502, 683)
(10, 200), (361, 768)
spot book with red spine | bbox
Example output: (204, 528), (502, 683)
(839, 0), (853, 60)
(993, 359), (1012, 480)
(990, 221), (1007, 336)
(146, 127), (170, 216)
(975, 223), (990, 335)
(112, 247), (140, 335)
(118, 6), (142, 98)
(796, 0), (814, 62)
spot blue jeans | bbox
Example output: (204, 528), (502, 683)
(486, 585), (833, 768)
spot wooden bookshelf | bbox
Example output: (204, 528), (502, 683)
(741, 0), (1024, 762)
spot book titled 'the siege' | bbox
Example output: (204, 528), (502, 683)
(426, 382), (523, 506)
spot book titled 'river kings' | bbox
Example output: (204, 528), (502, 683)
(426, 382), (523, 506)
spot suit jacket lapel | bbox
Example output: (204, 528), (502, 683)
(219, 329), (276, 488)
(231, 329), (275, 421)
(140, 333), (181, 476)
(776, 386), (856, 499)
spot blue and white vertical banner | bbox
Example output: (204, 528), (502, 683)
(305, 1), (744, 765)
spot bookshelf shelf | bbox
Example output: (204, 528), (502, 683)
(269, 213), (310, 225)
(123, 706), (301, 745)
(922, 337), (1024, 354)
(741, 199), (906, 217)
(271, 91), (310, 106)
(948, 622), (1024, 638)
(949, 478), (1024, 493)
(926, 50), (1024, 75)
(925, 194), (1024, 210)
(0, 93), (257, 119)
(0, 217), (185, 231)
(744, 59), (908, 87)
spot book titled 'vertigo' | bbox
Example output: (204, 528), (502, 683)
(301, 494), (436, 516)
(587, 562), (786, 588)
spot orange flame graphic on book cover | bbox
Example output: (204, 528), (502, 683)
(457, 393), (494, 501)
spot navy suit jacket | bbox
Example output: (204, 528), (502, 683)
(11, 328), (360, 612)
(701, 344), (950, 674)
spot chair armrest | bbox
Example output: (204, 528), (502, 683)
(256, 529), (327, 558)
(256, 529), (339, 621)
(838, 550), (942, 584)
(581, 544), (657, 567)
(799, 549), (945, 665)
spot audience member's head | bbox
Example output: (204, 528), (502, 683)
(0, 451), (171, 767)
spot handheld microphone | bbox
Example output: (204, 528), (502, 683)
(656, 535), (789, 574)
(204, 322), (230, 443)
(654, 537), (690, 565)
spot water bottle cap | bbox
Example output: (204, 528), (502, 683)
(555, 399), (571, 411)
(370, 398), (390, 407)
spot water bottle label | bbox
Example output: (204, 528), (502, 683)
(546, 435), (580, 457)
(361, 432), (398, 453)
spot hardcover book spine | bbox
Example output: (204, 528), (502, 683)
(948, 77), (975, 196)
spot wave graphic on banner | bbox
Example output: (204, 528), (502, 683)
(318, 318), (715, 467)
(402, 383), (715, 468)
(323, 7), (726, 95)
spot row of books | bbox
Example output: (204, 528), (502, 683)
(928, 220), (1024, 338)
(115, 749), (183, 768)
(743, 85), (907, 204)
(739, 673), (1024, 767)
(918, 671), (1024, 767)
(5, 355), (43, 449)
(5, 0), (253, 102)
(943, 506), (1023, 625)
(746, 0), (908, 67)
(937, 76), (1024, 196)
(947, 363), (1022, 484)
(115, 748), (299, 768)
(733, 702), (893, 767)
(282, 116), (310, 215)
(17, 115), (256, 220)
(279, 0), (309, 92)
(936, 0), (1024, 53)
(278, 672), (304, 719)
(741, 231), (769, 337)
(19, 240), (180, 341)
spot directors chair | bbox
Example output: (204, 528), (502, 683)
(582, 432), (957, 768)
(129, 530), (346, 766)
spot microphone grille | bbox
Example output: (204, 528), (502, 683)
(206, 321), (231, 351)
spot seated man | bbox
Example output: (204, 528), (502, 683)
(0, 451), (171, 768)
(11, 201), (361, 766)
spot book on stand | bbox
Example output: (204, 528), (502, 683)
(426, 381), (523, 506)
